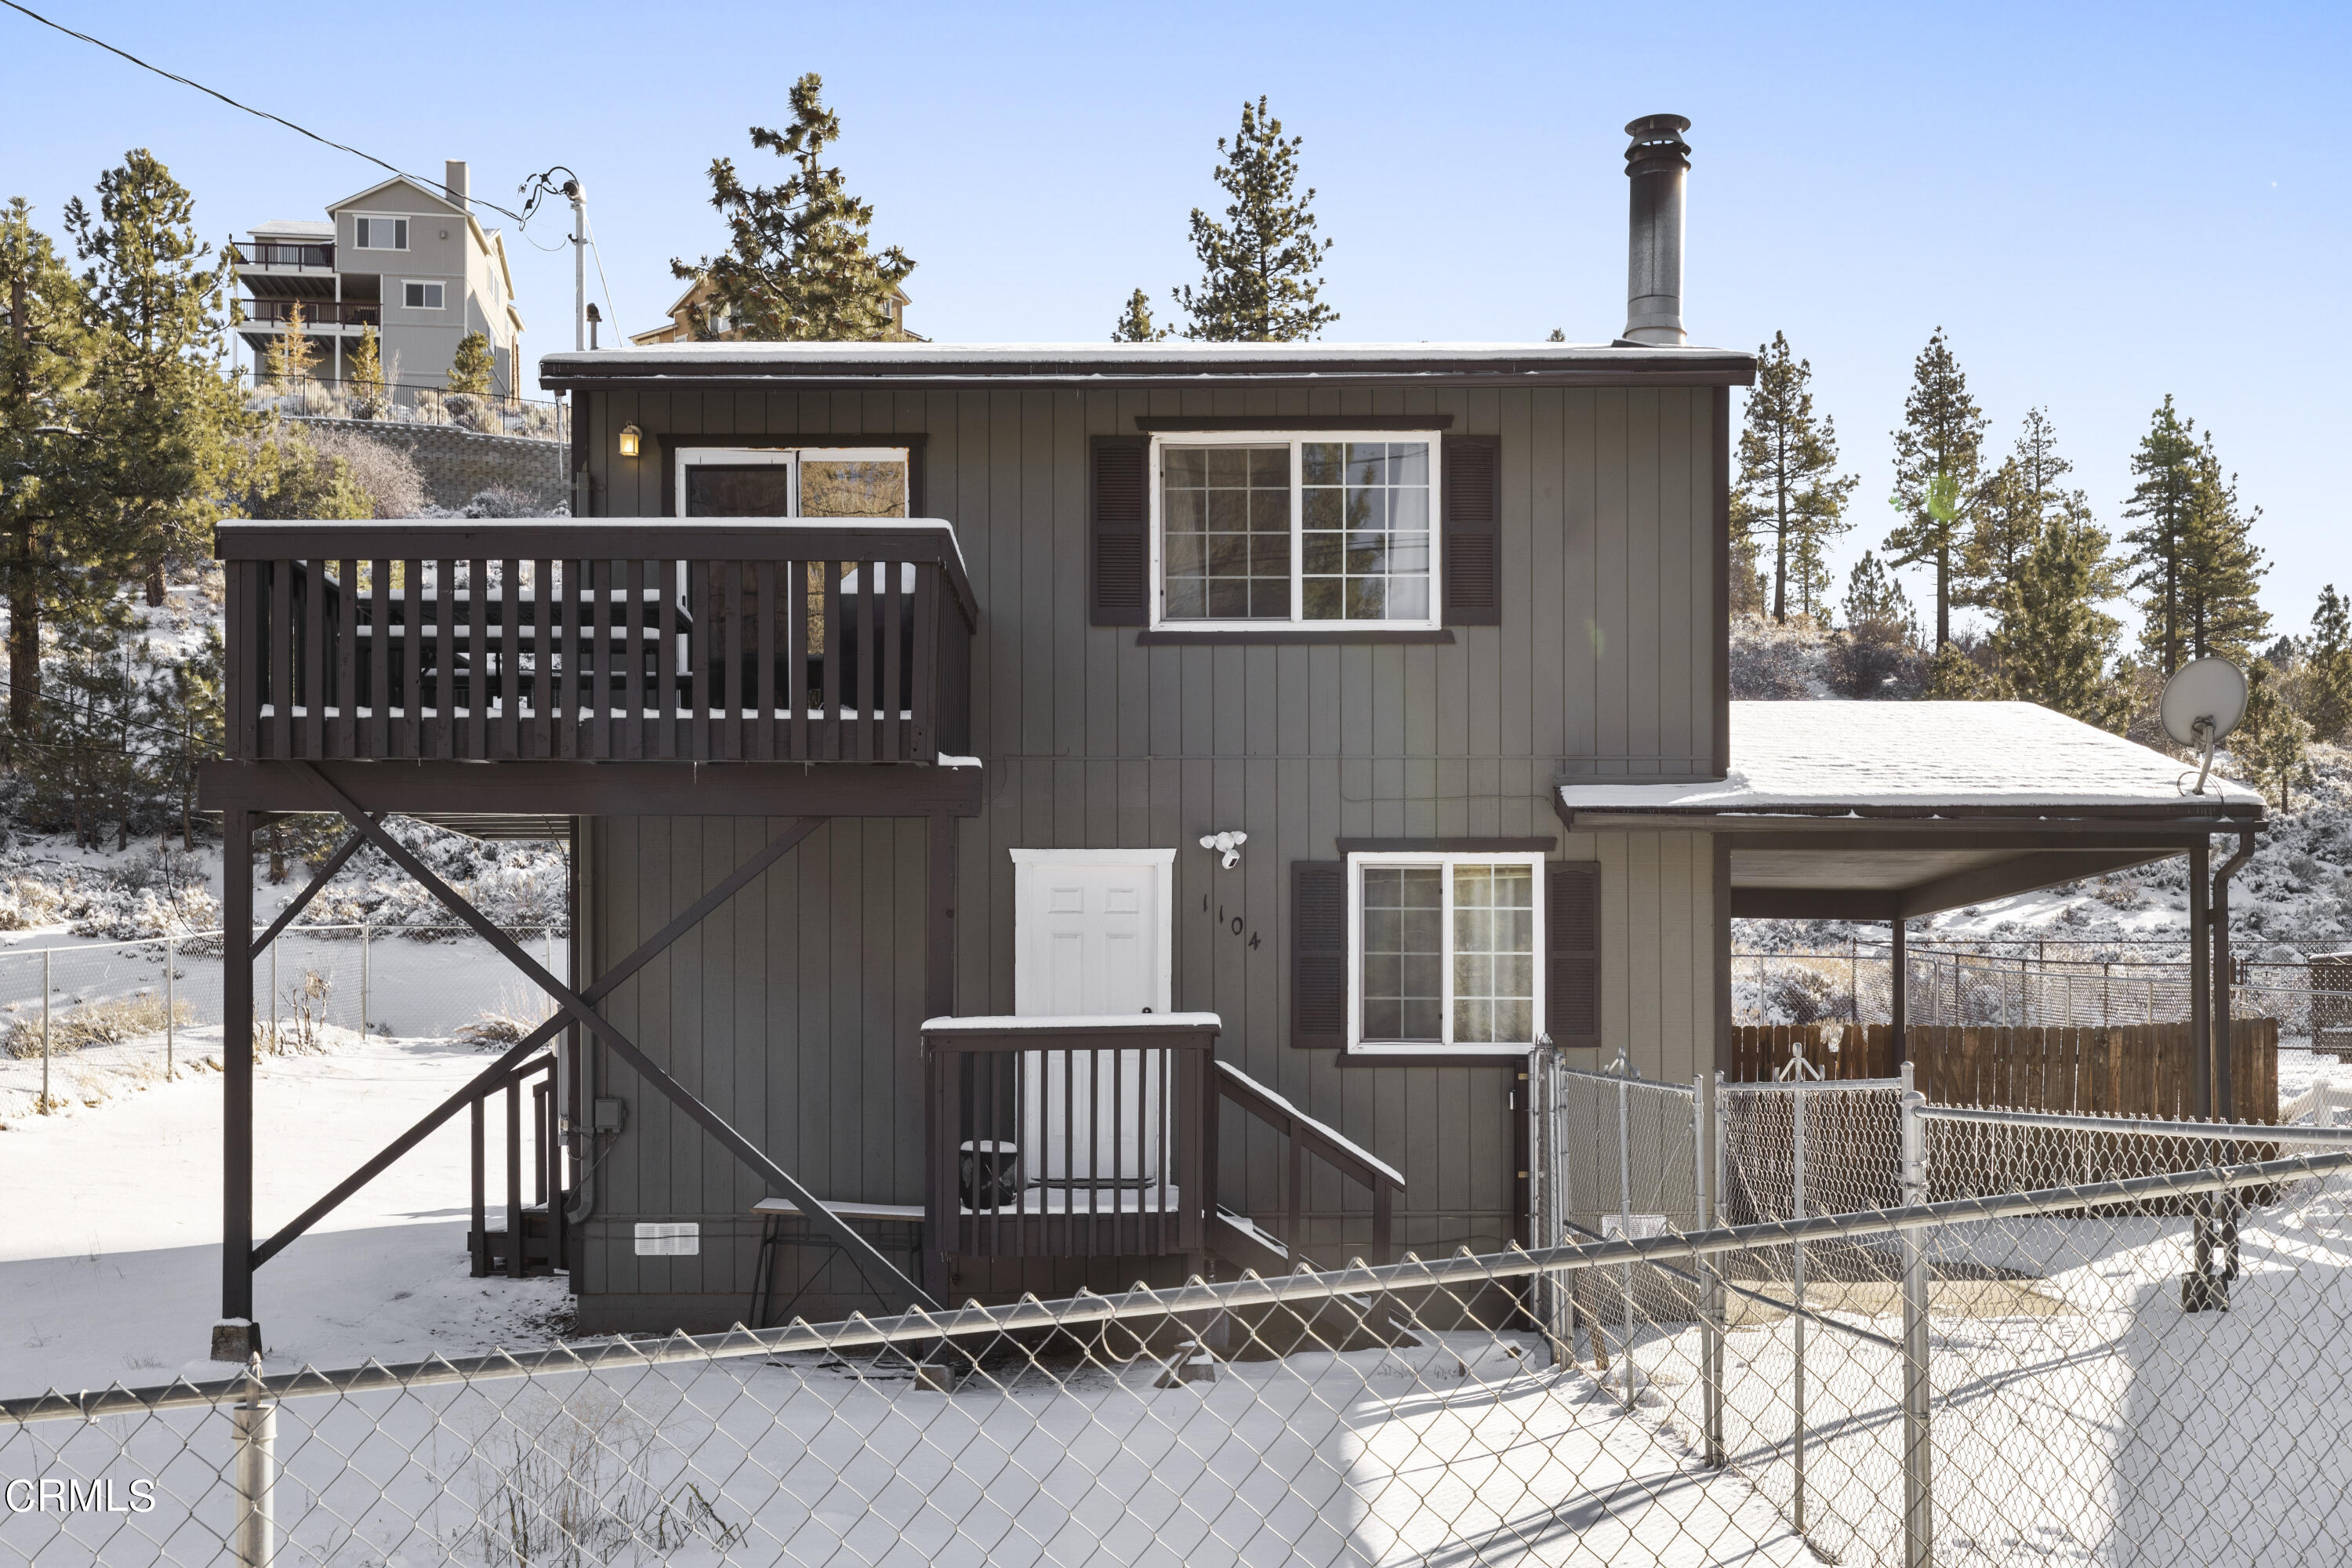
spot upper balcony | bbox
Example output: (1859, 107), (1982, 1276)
(243, 298), (380, 331)
(217, 521), (976, 766)
(236, 240), (336, 272)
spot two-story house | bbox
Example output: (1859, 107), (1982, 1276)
(237, 160), (525, 401)
(201, 115), (2263, 1352)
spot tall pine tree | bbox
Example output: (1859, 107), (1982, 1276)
(675, 74), (916, 342)
(1962, 408), (2073, 616)
(1993, 504), (2129, 731)
(2119, 396), (2201, 676)
(2234, 660), (2311, 809)
(1174, 97), (1336, 342)
(2304, 584), (2352, 743)
(0, 197), (91, 731)
(1883, 328), (1988, 650)
(64, 149), (245, 622)
(1731, 332), (1857, 624)
(2174, 434), (2268, 664)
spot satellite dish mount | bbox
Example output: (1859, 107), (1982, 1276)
(2158, 658), (2249, 797)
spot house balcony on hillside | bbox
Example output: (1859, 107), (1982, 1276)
(243, 298), (381, 331)
(237, 240), (336, 272)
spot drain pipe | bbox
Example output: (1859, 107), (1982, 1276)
(2211, 824), (2259, 1123)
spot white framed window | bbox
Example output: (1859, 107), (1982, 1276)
(401, 280), (445, 310)
(354, 216), (408, 250)
(676, 445), (911, 517)
(1347, 851), (1542, 1054)
(1149, 431), (1442, 630)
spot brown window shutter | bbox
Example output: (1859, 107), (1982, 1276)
(1443, 434), (1499, 626)
(1292, 860), (1348, 1050)
(1547, 860), (1600, 1049)
(1091, 434), (1149, 626)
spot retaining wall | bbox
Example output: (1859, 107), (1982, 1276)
(292, 416), (569, 513)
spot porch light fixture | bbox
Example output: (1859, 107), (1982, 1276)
(1199, 829), (1247, 869)
(617, 423), (642, 459)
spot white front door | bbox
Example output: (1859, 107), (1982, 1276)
(1012, 851), (1174, 1184)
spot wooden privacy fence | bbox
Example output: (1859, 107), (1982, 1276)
(1730, 1019), (2281, 1123)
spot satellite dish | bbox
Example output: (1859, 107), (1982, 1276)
(2159, 656), (2249, 795)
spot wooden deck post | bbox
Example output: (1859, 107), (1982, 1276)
(217, 808), (258, 1355)
(923, 811), (958, 1305)
(2189, 841), (2211, 1119)
(1889, 916), (1908, 1068)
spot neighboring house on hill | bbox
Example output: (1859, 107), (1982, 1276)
(201, 115), (2265, 1349)
(630, 270), (919, 345)
(235, 159), (525, 399)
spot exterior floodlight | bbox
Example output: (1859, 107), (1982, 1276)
(2158, 657), (2249, 796)
(1198, 829), (1247, 869)
(617, 423), (642, 459)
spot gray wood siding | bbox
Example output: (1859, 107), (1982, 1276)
(574, 383), (1722, 1318)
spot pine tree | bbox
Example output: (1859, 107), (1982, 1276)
(2304, 584), (2352, 743)
(61, 150), (246, 641)
(345, 323), (387, 417)
(2120, 396), (2201, 676)
(1830, 551), (1923, 697)
(674, 74), (916, 342)
(1994, 507), (2129, 731)
(2234, 659), (2311, 809)
(263, 299), (318, 388)
(235, 422), (375, 521)
(1732, 332), (1858, 624)
(1962, 409), (2089, 624)
(446, 329), (493, 395)
(2174, 434), (2269, 664)
(143, 625), (222, 849)
(0, 197), (92, 731)
(1883, 328), (1989, 649)
(1111, 288), (1166, 343)
(1174, 97), (1336, 342)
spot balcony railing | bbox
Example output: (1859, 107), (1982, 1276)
(239, 241), (335, 269)
(244, 299), (379, 328)
(923, 1015), (1221, 1261)
(218, 521), (976, 764)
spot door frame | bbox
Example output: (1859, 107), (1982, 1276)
(1008, 848), (1177, 1014)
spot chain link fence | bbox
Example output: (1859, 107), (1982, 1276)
(13, 1121), (2352, 1564)
(0, 926), (567, 1119)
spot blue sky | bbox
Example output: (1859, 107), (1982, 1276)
(5, 1), (2343, 640)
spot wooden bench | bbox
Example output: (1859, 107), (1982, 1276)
(747, 1197), (926, 1328)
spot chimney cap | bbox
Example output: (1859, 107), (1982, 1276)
(1624, 115), (1692, 175)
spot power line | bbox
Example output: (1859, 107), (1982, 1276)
(0, 0), (534, 227)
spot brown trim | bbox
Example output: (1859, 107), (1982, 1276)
(1566, 810), (2258, 837)
(1335, 1050), (1526, 1069)
(1895, 849), (2174, 919)
(1710, 385), (1730, 779)
(1134, 414), (1455, 432)
(1336, 837), (1556, 853)
(199, 759), (986, 818)
(1138, 628), (1455, 647)
(652, 433), (931, 519)
(1566, 800), (2263, 823)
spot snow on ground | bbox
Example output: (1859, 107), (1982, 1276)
(0, 1032), (567, 1397)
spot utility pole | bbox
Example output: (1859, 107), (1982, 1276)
(568, 178), (586, 353)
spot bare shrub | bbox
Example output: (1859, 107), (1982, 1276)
(3, 994), (191, 1058)
(463, 486), (546, 519)
(461, 1388), (744, 1566)
(0, 877), (64, 931)
(301, 426), (427, 517)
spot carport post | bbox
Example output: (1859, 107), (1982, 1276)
(220, 807), (257, 1345)
(1899, 1066), (1933, 1567)
(1889, 916), (1907, 1065)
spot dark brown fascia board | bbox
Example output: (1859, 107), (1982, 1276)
(539, 353), (1757, 394)
(1559, 805), (2261, 838)
(546, 369), (1756, 395)
(1335, 837), (1557, 853)
(198, 760), (985, 819)
(1134, 415), (1456, 432)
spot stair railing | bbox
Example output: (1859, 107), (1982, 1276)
(468, 1052), (563, 1278)
(1213, 1060), (1402, 1272)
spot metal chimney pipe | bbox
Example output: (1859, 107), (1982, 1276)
(445, 159), (470, 209)
(1621, 114), (1691, 346)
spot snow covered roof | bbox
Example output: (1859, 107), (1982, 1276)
(1558, 702), (2267, 817)
(251, 220), (332, 238)
(541, 339), (1757, 388)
